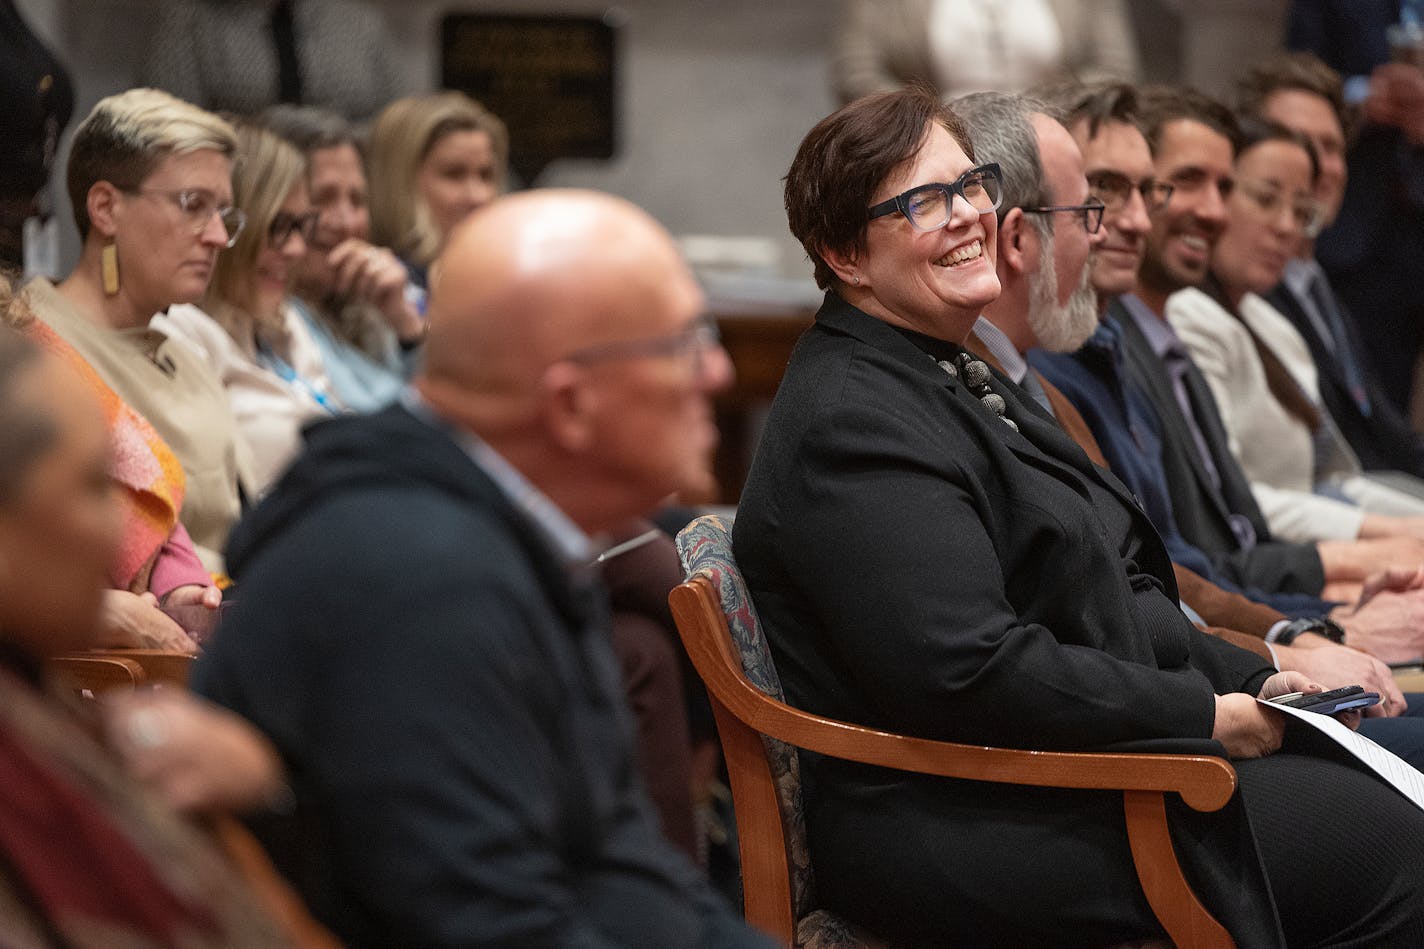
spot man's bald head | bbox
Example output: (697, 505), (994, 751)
(421, 190), (700, 405)
(415, 188), (730, 534)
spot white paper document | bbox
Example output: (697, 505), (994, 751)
(1257, 698), (1424, 809)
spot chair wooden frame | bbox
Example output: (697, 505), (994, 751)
(48, 648), (195, 691)
(47, 654), (148, 694)
(670, 575), (1238, 949)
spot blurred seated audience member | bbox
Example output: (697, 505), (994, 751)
(367, 91), (507, 298)
(1238, 51), (1424, 478)
(269, 101), (701, 845)
(833, 0), (1140, 105)
(3, 274), (211, 652)
(1286, 0), (1424, 414)
(23, 88), (254, 574)
(194, 189), (770, 947)
(263, 104), (421, 412)
(0, 322), (300, 947)
(141, 0), (398, 121)
(0, 0), (73, 271)
(158, 122), (345, 496)
(1169, 117), (1424, 546)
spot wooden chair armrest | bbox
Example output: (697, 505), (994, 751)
(84, 648), (196, 687)
(671, 578), (1236, 813)
(47, 654), (147, 693)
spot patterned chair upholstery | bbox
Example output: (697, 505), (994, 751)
(676, 514), (887, 949)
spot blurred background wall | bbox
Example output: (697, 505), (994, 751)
(15, 0), (1290, 279)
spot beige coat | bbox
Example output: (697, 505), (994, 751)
(24, 279), (252, 572)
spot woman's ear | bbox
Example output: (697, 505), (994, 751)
(87, 182), (122, 240)
(996, 208), (1031, 277)
(819, 243), (863, 288)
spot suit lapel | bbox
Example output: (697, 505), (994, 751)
(1113, 305), (1239, 526)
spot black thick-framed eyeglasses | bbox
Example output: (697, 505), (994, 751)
(268, 210), (320, 247)
(866, 163), (1004, 231)
(1021, 199), (1107, 234)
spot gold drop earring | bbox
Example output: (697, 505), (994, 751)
(101, 241), (120, 296)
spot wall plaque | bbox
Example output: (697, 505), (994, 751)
(440, 13), (618, 183)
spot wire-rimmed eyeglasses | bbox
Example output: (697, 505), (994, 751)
(562, 314), (722, 375)
(1233, 179), (1324, 238)
(124, 188), (246, 248)
(1086, 171), (1175, 214)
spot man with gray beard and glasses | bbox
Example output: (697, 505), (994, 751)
(951, 92), (1101, 421)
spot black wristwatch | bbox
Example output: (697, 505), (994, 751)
(1273, 616), (1347, 646)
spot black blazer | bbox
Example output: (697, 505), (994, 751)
(733, 293), (1280, 945)
(1264, 280), (1424, 476)
(1111, 300), (1326, 596)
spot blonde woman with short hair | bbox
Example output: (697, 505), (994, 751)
(367, 91), (508, 290)
(158, 122), (345, 495)
(23, 87), (253, 572)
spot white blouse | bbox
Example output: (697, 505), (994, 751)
(156, 302), (344, 497)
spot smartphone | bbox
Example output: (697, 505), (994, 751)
(1274, 685), (1381, 716)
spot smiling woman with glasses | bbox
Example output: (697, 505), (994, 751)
(19, 88), (253, 572)
(158, 121), (348, 496)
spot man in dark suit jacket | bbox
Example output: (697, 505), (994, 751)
(194, 191), (771, 949)
(1236, 51), (1424, 475)
(1286, 0), (1424, 412)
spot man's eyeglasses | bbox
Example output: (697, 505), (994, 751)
(1234, 179), (1324, 237)
(1021, 198), (1107, 234)
(867, 163), (1004, 231)
(563, 314), (722, 375)
(126, 188), (246, 247)
(1086, 171), (1175, 213)
(268, 210), (321, 248)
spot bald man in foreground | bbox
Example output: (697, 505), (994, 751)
(194, 190), (770, 948)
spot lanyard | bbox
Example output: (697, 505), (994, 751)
(257, 340), (341, 416)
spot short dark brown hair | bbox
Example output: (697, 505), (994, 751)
(1236, 52), (1348, 136)
(1136, 85), (1242, 157)
(1237, 115), (1320, 183)
(1037, 80), (1141, 140)
(784, 86), (975, 289)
